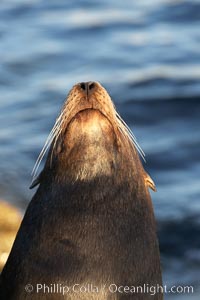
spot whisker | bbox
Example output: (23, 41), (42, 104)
(31, 134), (55, 179)
(50, 126), (63, 167)
(118, 126), (146, 162)
(31, 110), (65, 180)
(32, 124), (60, 172)
(116, 112), (146, 162)
(116, 113), (145, 154)
(116, 113), (145, 153)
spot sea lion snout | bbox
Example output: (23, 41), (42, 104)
(79, 81), (97, 97)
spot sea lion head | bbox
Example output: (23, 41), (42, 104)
(31, 82), (155, 190)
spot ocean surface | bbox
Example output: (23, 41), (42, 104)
(0, 0), (200, 298)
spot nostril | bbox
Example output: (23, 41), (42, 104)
(88, 82), (95, 90)
(80, 82), (86, 90)
(79, 81), (96, 94)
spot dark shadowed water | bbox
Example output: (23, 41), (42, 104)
(0, 0), (200, 298)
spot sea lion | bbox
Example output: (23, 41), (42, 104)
(0, 82), (163, 299)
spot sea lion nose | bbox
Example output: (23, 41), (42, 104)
(80, 81), (96, 96)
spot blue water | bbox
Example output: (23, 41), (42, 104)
(0, 0), (200, 298)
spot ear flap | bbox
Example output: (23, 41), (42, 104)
(144, 172), (157, 192)
(29, 173), (41, 189)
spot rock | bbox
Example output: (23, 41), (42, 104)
(0, 201), (22, 272)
